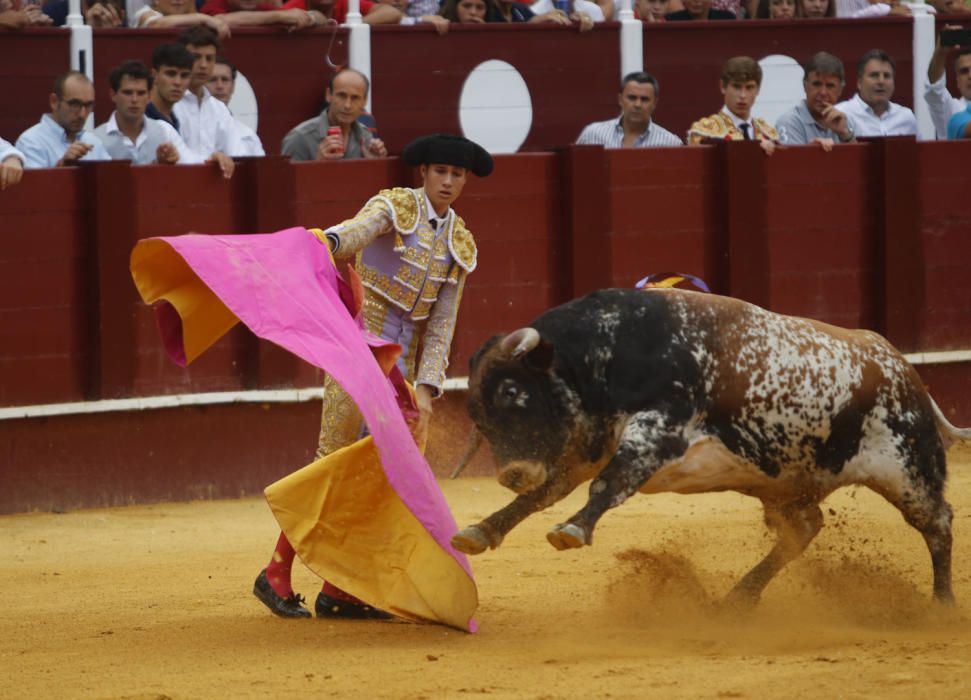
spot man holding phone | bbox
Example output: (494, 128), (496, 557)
(281, 68), (388, 161)
(925, 28), (971, 139)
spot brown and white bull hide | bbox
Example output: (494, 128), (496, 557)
(452, 288), (969, 606)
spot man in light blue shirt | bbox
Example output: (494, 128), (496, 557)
(93, 60), (200, 165)
(776, 52), (856, 149)
(0, 137), (25, 190)
(15, 71), (111, 169)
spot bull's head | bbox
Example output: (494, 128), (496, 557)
(466, 327), (576, 494)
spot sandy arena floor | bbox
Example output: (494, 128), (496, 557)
(3, 447), (971, 699)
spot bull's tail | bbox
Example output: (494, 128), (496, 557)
(931, 397), (971, 449)
(449, 428), (484, 479)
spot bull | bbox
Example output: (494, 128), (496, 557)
(451, 288), (969, 605)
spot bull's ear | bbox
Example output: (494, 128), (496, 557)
(522, 338), (555, 373)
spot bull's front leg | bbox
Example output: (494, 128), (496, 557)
(451, 477), (575, 555)
(547, 410), (687, 550)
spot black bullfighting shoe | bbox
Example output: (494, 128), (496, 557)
(253, 569), (311, 619)
(315, 592), (393, 620)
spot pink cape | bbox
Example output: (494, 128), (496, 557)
(130, 227), (478, 631)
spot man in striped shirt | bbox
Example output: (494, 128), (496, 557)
(576, 71), (683, 148)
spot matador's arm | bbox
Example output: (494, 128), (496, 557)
(415, 268), (467, 397)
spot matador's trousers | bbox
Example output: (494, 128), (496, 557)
(315, 292), (422, 459)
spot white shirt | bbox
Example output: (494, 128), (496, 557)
(0, 137), (25, 165)
(173, 87), (248, 160)
(15, 114), (112, 169)
(576, 117), (683, 147)
(93, 112), (202, 165)
(850, 1), (934, 16)
(835, 93), (918, 137)
(530, 0), (606, 21)
(232, 118), (266, 157)
(924, 74), (968, 140)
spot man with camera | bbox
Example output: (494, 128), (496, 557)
(281, 68), (388, 161)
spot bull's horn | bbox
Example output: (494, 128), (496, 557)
(449, 428), (484, 479)
(500, 328), (540, 358)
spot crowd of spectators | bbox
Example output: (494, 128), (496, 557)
(5, 0), (971, 28)
(2, 2), (971, 189)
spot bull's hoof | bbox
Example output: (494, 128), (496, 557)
(546, 523), (588, 550)
(451, 526), (491, 555)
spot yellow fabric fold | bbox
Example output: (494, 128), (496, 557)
(130, 239), (239, 364)
(265, 437), (478, 631)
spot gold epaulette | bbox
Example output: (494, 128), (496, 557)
(753, 118), (780, 142)
(371, 187), (421, 234)
(449, 215), (477, 274)
(687, 112), (739, 144)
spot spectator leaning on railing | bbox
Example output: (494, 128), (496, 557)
(94, 59), (200, 165)
(15, 71), (111, 169)
(130, 0), (231, 38)
(775, 51), (856, 149)
(0, 0), (53, 28)
(834, 48), (917, 137)
(0, 137), (25, 190)
(576, 71), (683, 147)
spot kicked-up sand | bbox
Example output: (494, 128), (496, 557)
(2, 446), (971, 699)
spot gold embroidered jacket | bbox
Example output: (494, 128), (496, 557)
(318, 187), (476, 392)
(687, 112), (780, 145)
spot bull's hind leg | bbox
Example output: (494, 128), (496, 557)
(867, 481), (954, 604)
(723, 499), (824, 608)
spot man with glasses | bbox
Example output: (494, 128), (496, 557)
(16, 71), (111, 168)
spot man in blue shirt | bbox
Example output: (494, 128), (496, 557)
(15, 71), (111, 169)
(947, 104), (971, 139)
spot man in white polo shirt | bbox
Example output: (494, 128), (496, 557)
(835, 49), (917, 137)
(94, 59), (200, 165)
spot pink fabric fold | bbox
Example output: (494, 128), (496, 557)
(135, 227), (475, 583)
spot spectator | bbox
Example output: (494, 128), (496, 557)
(486, 0), (557, 22)
(208, 57), (266, 156)
(635, 0), (671, 20)
(84, 0), (124, 25)
(129, 0), (231, 38)
(947, 101), (971, 138)
(576, 71), (683, 147)
(666, 0), (736, 19)
(381, 0), (450, 29)
(687, 56), (779, 154)
(94, 60), (199, 165)
(0, 0), (53, 28)
(848, 0), (932, 16)
(15, 71), (111, 169)
(0, 137), (25, 190)
(312, 0), (409, 23)
(440, 0), (489, 20)
(925, 37), (971, 139)
(281, 68), (388, 161)
(174, 26), (244, 176)
(527, 0), (601, 26)
(799, 0), (835, 16)
(756, 0), (798, 16)
(201, 0), (404, 27)
(147, 43), (193, 132)
(928, 0), (970, 11)
(32, 0), (123, 26)
(775, 52), (856, 149)
(835, 49), (918, 137)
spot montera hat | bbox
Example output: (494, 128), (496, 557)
(402, 133), (493, 177)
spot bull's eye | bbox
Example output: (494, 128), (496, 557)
(496, 378), (527, 408)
